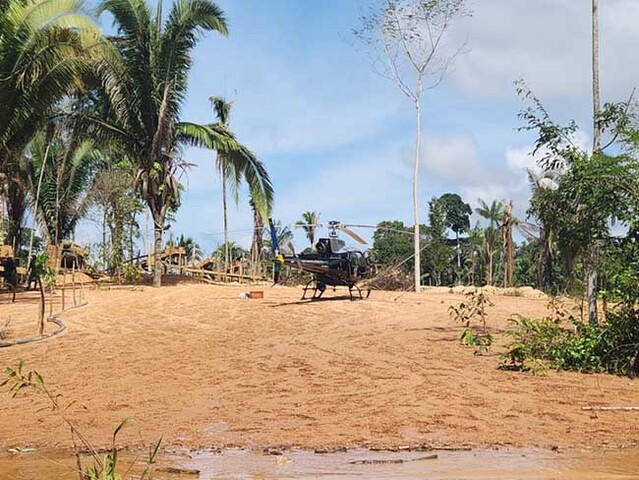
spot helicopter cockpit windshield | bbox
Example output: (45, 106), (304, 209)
(330, 238), (346, 253)
(315, 237), (346, 255)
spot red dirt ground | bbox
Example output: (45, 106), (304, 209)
(0, 283), (637, 451)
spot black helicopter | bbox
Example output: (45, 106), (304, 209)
(268, 219), (377, 300)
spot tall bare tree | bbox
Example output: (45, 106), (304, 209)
(592, 0), (601, 152)
(588, 0), (601, 324)
(354, 0), (469, 292)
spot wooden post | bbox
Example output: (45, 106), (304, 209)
(72, 263), (77, 307)
(78, 266), (84, 303)
(62, 283), (66, 311)
(38, 277), (45, 336)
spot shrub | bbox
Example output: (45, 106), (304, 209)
(502, 301), (639, 376)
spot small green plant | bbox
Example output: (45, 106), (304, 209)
(2, 361), (161, 480)
(448, 289), (494, 354)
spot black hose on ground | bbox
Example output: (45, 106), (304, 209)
(0, 302), (88, 348)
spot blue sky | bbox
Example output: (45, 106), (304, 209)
(81, 0), (639, 255)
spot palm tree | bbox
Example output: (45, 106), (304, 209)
(295, 211), (320, 247)
(26, 131), (100, 244)
(209, 97), (273, 270)
(263, 221), (293, 254)
(476, 199), (505, 285)
(0, 0), (99, 172)
(82, 0), (270, 287)
(177, 234), (203, 265)
(210, 96), (233, 272)
(209, 96), (274, 273)
(212, 241), (246, 262)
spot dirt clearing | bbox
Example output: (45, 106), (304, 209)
(0, 284), (637, 450)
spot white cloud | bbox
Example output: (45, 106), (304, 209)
(505, 146), (537, 172)
(421, 133), (487, 185)
(449, 0), (639, 101)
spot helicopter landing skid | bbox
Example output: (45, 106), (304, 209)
(301, 279), (326, 300)
(301, 279), (371, 301)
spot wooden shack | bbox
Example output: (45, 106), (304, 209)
(47, 242), (88, 271)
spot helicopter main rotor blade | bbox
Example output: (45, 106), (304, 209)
(337, 225), (367, 245)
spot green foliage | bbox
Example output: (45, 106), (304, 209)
(27, 130), (102, 243)
(448, 289), (494, 354)
(209, 97), (273, 220)
(372, 221), (413, 273)
(436, 193), (472, 236)
(262, 220), (293, 257)
(78, 0), (271, 286)
(502, 299), (639, 376)
(212, 241), (247, 261)
(0, 0), (99, 170)
(502, 314), (566, 373)
(122, 263), (143, 284)
(601, 225), (639, 305)
(513, 240), (538, 287)
(35, 252), (56, 288)
(475, 199), (505, 286)
(517, 80), (639, 305)
(91, 158), (143, 276)
(295, 211), (321, 247)
(167, 234), (203, 264)
(422, 198), (455, 285)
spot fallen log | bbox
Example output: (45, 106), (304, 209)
(157, 466), (200, 475)
(581, 406), (639, 411)
(349, 454), (438, 465)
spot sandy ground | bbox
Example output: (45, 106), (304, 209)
(0, 282), (638, 451)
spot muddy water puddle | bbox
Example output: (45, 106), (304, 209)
(2, 447), (639, 479)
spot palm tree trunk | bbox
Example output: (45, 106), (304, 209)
(250, 200), (263, 276)
(6, 177), (26, 255)
(27, 141), (51, 271)
(413, 100), (422, 293)
(222, 176), (229, 273)
(129, 212), (134, 262)
(153, 216), (163, 287)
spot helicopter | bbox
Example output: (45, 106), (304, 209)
(268, 218), (377, 300)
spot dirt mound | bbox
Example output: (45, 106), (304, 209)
(56, 271), (95, 286)
(449, 285), (547, 298)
